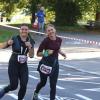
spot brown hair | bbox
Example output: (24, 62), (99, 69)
(20, 23), (29, 28)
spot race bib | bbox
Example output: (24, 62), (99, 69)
(40, 64), (52, 75)
(17, 55), (27, 64)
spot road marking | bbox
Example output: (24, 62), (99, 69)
(56, 85), (65, 90)
(28, 63), (38, 66)
(59, 69), (64, 72)
(28, 65), (37, 68)
(7, 93), (25, 100)
(30, 71), (38, 73)
(29, 74), (39, 80)
(38, 94), (78, 100)
(60, 73), (70, 76)
(29, 75), (65, 90)
(65, 80), (100, 85)
(7, 94), (18, 99)
(60, 73), (98, 77)
(75, 94), (92, 100)
(60, 63), (100, 76)
(29, 74), (65, 90)
(58, 77), (99, 81)
(0, 85), (6, 89)
(83, 88), (100, 92)
(0, 85), (24, 100)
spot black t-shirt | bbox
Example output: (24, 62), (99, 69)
(37, 37), (62, 58)
(9, 35), (35, 61)
(12, 35), (28, 55)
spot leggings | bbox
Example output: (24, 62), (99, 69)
(35, 68), (59, 100)
(4, 59), (28, 100)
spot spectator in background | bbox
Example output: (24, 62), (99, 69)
(0, 16), (3, 22)
(6, 17), (11, 22)
(35, 6), (45, 32)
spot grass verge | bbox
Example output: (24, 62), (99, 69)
(0, 29), (18, 42)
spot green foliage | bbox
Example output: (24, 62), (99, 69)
(0, 0), (27, 17)
(76, 0), (100, 21)
(0, 0), (100, 24)
(55, 0), (81, 26)
(0, 29), (17, 42)
(45, 9), (55, 24)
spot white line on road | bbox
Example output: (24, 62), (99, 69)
(28, 65), (37, 68)
(7, 94), (18, 99)
(83, 88), (100, 92)
(59, 69), (64, 72)
(69, 80), (100, 85)
(30, 71), (38, 73)
(75, 94), (92, 100)
(29, 74), (65, 90)
(56, 85), (65, 90)
(28, 63), (38, 66)
(29, 74), (39, 80)
(60, 63), (100, 76)
(29, 75), (65, 90)
(0, 85), (24, 100)
(0, 85), (6, 89)
(7, 93), (25, 100)
(58, 77), (99, 81)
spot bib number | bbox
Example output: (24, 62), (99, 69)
(40, 64), (52, 75)
(18, 55), (27, 64)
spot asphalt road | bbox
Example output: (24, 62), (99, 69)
(0, 25), (100, 100)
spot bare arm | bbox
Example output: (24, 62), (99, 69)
(59, 49), (66, 59)
(28, 48), (34, 58)
(0, 39), (13, 49)
(0, 42), (8, 49)
(25, 41), (34, 58)
(37, 52), (43, 57)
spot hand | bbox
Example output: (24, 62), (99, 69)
(48, 49), (54, 55)
(25, 42), (32, 50)
(7, 39), (13, 46)
(59, 50), (66, 59)
(43, 49), (54, 57)
(62, 53), (67, 59)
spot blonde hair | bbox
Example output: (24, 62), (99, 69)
(46, 24), (55, 29)
(46, 24), (56, 34)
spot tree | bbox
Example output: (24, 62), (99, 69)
(95, 0), (100, 21)
(0, 0), (27, 17)
(55, 0), (81, 25)
(0, 0), (99, 25)
(76, 0), (100, 21)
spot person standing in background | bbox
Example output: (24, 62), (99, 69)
(35, 6), (45, 32)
